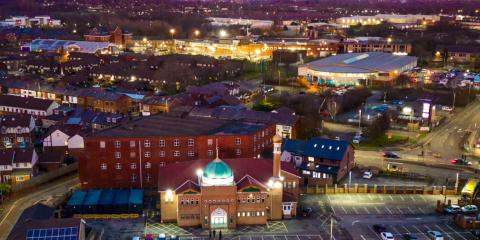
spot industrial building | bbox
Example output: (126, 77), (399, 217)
(21, 39), (119, 54)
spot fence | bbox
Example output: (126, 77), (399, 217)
(11, 162), (78, 193)
(304, 183), (458, 195)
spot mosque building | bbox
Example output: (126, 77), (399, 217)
(158, 135), (300, 229)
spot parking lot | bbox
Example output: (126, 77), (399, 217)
(306, 194), (457, 216)
(182, 235), (336, 240)
(350, 219), (476, 240)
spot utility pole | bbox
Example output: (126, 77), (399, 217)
(452, 90), (456, 110)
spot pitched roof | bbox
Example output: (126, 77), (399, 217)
(158, 158), (299, 191)
(16, 203), (54, 223)
(0, 95), (55, 111)
(283, 137), (351, 161)
(0, 114), (32, 128)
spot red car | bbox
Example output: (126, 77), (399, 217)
(145, 234), (155, 240)
(450, 159), (472, 165)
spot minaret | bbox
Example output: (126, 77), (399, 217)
(272, 134), (282, 178)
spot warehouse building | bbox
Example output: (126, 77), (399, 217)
(298, 52), (417, 86)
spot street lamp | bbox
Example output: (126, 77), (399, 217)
(219, 29), (228, 38)
(169, 28), (175, 39)
(358, 109), (362, 129)
(194, 30), (200, 38)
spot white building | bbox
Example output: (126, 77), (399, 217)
(0, 15), (61, 28)
(43, 127), (85, 149)
(0, 95), (59, 116)
(336, 14), (440, 27)
(207, 17), (274, 29)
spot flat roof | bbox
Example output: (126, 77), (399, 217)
(90, 114), (265, 138)
(301, 52), (417, 74)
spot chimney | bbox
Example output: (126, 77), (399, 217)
(272, 134), (282, 178)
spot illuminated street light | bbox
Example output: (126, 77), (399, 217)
(387, 37), (392, 43)
(219, 29), (228, 38)
(142, 37), (147, 42)
(169, 28), (176, 39)
(194, 30), (200, 37)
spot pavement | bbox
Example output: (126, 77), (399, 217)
(0, 174), (79, 239)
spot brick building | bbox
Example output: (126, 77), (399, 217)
(84, 26), (133, 49)
(79, 113), (276, 189)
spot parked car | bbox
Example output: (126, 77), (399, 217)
(373, 224), (387, 234)
(461, 205), (478, 214)
(450, 158), (472, 165)
(170, 236), (178, 240)
(381, 232), (395, 240)
(158, 233), (166, 240)
(442, 106), (453, 112)
(352, 135), (361, 144)
(403, 233), (417, 240)
(132, 237), (140, 240)
(145, 234), (155, 240)
(362, 171), (373, 179)
(471, 229), (480, 239)
(335, 136), (340, 140)
(384, 152), (400, 158)
(444, 205), (461, 214)
(426, 230), (444, 240)
(302, 207), (313, 217)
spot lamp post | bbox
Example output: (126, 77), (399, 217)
(194, 30), (200, 38)
(358, 109), (362, 130)
(169, 28), (175, 39)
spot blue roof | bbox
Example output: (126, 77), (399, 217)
(128, 189), (144, 205)
(98, 189), (116, 205)
(83, 190), (102, 205)
(283, 137), (350, 161)
(66, 117), (82, 125)
(67, 190), (87, 206)
(114, 190), (129, 205)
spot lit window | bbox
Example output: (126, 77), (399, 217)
(100, 163), (107, 170)
(130, 140), (135, 147)
(131, 174), (137, 182)
(114, 152), (121, 159)
(130, 152), (136, 158)
(145, 162), (151, 169)
(115, 163), (122, 170)
(100, 141), (105, 148)
(159, 162), (166, 167)
(207, 139), (213, 146)
(145, 152), (151, 158)
(235, 149), (241, 156)
(130, 163), (136, 169)
(173, 139), (180, 147)
(235, 138), (241, 145)
(188, 139), (194, 146)
(144, 140), (151, 147)
(159, 139), (165, 147)
(159, 151), (165, 157)
(174, 151), (180, 157)
(188, 151), (194, 157)
(114, 140), (121, 148)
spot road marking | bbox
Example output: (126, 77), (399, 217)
(360, 235), (367, 240)
(410, 195), (415, 201)
(378, 195), (384, 201)
(400, 195), (405, 201)
(340, 206), (347, 214)
(401, 225), (410, 233)
(390, 225), (401, 234)
(418, 207), (425, 214)
(363, 206), (371, 214)
(434, 224), (454, 240)
(407, 207), (415, 214)
(444, 224), (467, 240)
(352, 207), (359, 215)
(389, 195), (394, 201)
(374, 206), (381, 214)
(327, 195), (331, 202)
(368, 194), (373, 200)
(424, 224), (432, 231)
(385, 206), (393, 215)
(396, 206), (404, 214)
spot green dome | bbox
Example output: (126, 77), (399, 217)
(203, 159), (233, 179)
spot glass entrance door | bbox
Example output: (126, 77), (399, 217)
(210, 207), (228, 229)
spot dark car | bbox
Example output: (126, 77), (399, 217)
(373, 224), (387, 234)
(302, 207), (313, 217)
(450, 158), (472, 165)
(383, 152), (400, 158)
(403, 233), (418, 240)
(472, 229), (480, 239)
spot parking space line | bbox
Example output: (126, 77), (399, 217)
(407, 207), (415, 214)
(401, 225), (410, 233)
(374, 206), (381, 214)
(434, 224), (454, 240)
(367, 194), (373, 200)
(360, 235), (367, 240)
(399, 195), (405, 201)
(389, 195), (394, 201)
(340, 206), (347, 214)
(419, 195), (426, 202)
(396, 206), (404, 214)
(385, 206), (393, 215)
(444, 224), (467, 240)
(327, 195), (331, 202)
(417, 207), (425, 214)
(378, 195), (384, 201)
(412, 225), (429, 238)
(423, 224), (432, 231)
(390, 225), (401, 234)
(363, 206), (371, 214)
(368, 226), (382, 240)
(409, 195), (415, 201)
(352, 207), (359, 214)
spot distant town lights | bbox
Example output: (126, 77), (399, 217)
(219, 29), (228, 38)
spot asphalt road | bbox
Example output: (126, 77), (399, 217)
(421, 102), (480, 160)
(0, 174), (79, 239)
